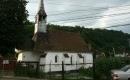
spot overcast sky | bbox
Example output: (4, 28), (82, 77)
(26, 0), (130, 34)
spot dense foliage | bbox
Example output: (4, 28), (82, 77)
(0, 0), (28, 56)
(47, 24), (130, 56)
(79, 57), (130, 80)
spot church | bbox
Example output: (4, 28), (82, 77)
(16, 0), (93, 72)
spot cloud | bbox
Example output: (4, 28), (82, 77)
(92, 5), (130, 28)
(27, 0), (130, 34)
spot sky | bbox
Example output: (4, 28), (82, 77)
(26, 0), (130, 34)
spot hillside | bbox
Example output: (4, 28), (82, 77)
(25, 23), (130, 56)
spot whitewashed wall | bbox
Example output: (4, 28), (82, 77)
(40, 57), (46, 64)
(35, 19), (47, 33)
(17, 51), (93, 72)
(40, 52), (93, 72)
(38, 19), (47, 33)
(35, 15), (47, 33)
(17, 51), (41, 62)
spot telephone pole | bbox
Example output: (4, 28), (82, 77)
(113, 47), (116, 57)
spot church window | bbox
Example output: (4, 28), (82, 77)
(40, 53), (47, 58)
(83, 57), (85, 64)
(55, 55), (58, 63)
(70, 56), (73, 65)
(64, 54), (69, 58)
(78, 54), (83, 58)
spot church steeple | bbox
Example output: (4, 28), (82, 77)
(37, 0), (47, 19)
(34, 0), (47, 34)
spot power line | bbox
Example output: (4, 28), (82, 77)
(29, 9), (129, 17)
(68, 15), (129, 25)
(60, 15), (130, 24)
(27, 4), (130, 16)
(48, 11), (130, 23)
(104, 23), (130, 28)
(29, 1), (130, 10)
(27, 0), (130, 30)
(48, 5), (130, 16)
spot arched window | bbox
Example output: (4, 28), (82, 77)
(64, 54), (69, 58)
(78, 54), (83, 58)
(40, 53), (47, 58)
(70, 56), (73, 65)
(55, 55), (58, 63)
(83, 57), (85, 64)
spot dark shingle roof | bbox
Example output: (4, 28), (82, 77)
(33, 30), (89, 53)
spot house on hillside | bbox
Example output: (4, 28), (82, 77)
(16, 0), (93, 72)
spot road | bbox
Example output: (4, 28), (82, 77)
(0, 76), (46, 80)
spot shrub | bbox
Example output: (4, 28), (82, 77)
(95, 57), (130, 79)
(78, 57), (130, 80)
(79, 67), (93, 77)
(14, 63), (41, 78)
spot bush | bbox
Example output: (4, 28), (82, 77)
(14, 63), (41, 78)
(78, 57), (130, 80)
(79, 67), (93, 77)
(95, 57), (130, 80)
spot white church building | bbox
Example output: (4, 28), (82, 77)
(16, 0), (93, 72)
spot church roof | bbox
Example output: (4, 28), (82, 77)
(33, 30), (89, 53)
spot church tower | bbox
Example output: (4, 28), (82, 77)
(34, 0), (47, 34)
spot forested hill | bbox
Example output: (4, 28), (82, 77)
(26, 23), (130, 56)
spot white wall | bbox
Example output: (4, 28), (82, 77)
(40, 57), (46, 64)
(40, 52), (93, 72)
(17, 51), (93, 72)
(38, 19), (47, 33)
(35, 18), (47, 33)
(17, 51), (42, 62)
(34, 10), (47, 33)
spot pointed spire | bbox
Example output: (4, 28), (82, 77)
(37, 0), (47, 20)
(33, 0), (47, 38)
(38, 0), (44, 11)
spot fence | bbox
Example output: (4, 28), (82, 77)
(0, 59), (16, 77)
(14, 61), (93, 80)
(0, 60), (16, 70)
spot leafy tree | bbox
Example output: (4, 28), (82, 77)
(79, 57), (130, 80)
(0, 0), (28, 56)
(47, 24), (130, 56)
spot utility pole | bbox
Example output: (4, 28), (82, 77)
(93, 50), (96, 80)
(49, 61), (52, 78)
(62, 61), (64, 80)
(113, 47), (116, 57)
(128, 39), (130, 48)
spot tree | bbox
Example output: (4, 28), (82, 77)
(47, 24), (130, 56)
(0, 0), (28, 56)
